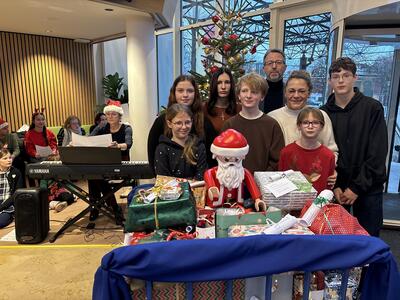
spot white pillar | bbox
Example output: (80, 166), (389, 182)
(126, 15), (157, 161)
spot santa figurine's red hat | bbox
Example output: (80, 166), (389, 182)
(210, 129), (249, 157)
(0, 118), (9, 130)
(103, 99), (123, 115)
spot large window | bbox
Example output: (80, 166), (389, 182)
(157, 33), (174, 109)
(283, 13), (332, 107)
(181, 0), (217, 26)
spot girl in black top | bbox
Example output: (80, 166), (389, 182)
(147, 75), (217, 173)
(154, 104), (207, 180)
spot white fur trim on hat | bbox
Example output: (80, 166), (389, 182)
(104, 105), (123, 116)
(210, 143), (249, 157)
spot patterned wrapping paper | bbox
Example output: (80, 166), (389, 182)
(254, 171), (318, 210)
(228, 224), (314, 237)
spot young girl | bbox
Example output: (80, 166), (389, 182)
(0, 149), (23, 228)
(147, 75), (217, 173)
(24, 111), (58, 163)
(203, 67), (240, 133)
(154, 104), (207, 180)
(279, 107), (336, 193)
(57, 115), (86, 146)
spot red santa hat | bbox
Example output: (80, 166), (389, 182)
(0, 118), (9, 130)
(210, 129), (249, 157)
(103, 99), (123, 115)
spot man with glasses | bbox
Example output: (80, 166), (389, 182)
(262, 48), (287, 113)
(321, 57), (388, 237)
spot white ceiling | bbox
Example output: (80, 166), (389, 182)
(0, 0), (149, 41)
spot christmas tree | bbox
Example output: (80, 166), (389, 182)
(189, 2), (261, 100)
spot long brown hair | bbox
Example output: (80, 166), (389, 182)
(167, 75), (204, 139)
(208, 67), (237, 116)
(165, 104), (198, 165)
(29, 112), (49, 146)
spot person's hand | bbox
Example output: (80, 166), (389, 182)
(254, 198), (266, 212)
(333, 187), (343, 204)
(341, 188), (358, 205)
(109, 141), (118, 148)
(327, 170), (337, 188)
(208, 187), (219, 200)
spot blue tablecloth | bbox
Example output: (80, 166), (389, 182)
(93, 235), (400, 300)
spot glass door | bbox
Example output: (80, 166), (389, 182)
(342, 29), (400, 222)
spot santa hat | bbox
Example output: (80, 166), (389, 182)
(0, 118), (9, 130)
(210, 129), (249, 157)
(103, 99), (123, 115)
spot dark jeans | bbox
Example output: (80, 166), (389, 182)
(0, 212), (13, 228)
(345, 192), (383, 237)
(88, 179), (117, 208)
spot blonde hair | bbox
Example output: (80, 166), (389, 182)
(236, 72), (268, 98)
(165, 104), (198, 165)
(64, 115), (81, 130)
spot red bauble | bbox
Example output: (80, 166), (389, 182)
(210, 66), (219, 73)
(201, 37), (209, 45)
(223, 44), (232, 52)
(229, 34), (239, 40)
(250, 46), (257, 54)
(212, 15), (220, 23)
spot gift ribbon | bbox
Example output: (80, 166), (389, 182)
(153, 196), (160, 229)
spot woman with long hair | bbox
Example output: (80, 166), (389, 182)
(154, 104), (207, 180)
(203, 67), (240, 133)
(24, 111), (58, 163)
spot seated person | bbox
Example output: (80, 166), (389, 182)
(88, 100), (132, 224)
(24, 111), (58, 163)
(57, 115), (86, 146)
(0, 118), (24, 176)
(89, 112), (106, 134)
(154, 104), (207, 181)
(0, 149), (23, 228)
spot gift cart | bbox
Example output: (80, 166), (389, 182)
(93, 234), (400, 300)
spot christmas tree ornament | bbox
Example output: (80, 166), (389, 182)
(210, 66), (219, 74)
(204, 47), (211, 55)
(201, 37), (210, 45)
(228, 57), (236, 64)
(212, 15), (220, 23)
(235, 53), (242, 61)
(242, 49), (248, 55)
(229, 34), (239, 40)
(250, 46), (257, 54)
(223, 44), (232, 52)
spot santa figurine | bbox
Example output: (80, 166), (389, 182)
(204, 129), (266, 211)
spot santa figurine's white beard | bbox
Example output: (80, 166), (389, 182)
(216, 160), (245, 190)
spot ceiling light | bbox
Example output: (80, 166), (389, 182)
(105, 8), (114, 12)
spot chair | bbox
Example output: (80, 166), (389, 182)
(93, 234), (400, 300)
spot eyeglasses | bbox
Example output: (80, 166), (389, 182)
(301, 120), (321, 127)
(172, 120), (192, 127)
(264, 60), (285, 66)
(287, 89), (309, 96)
(330, 73), (354, 81)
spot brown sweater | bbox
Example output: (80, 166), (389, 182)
(222, 113), (285, 173)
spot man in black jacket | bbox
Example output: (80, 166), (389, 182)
(321, 57), (388, 237)
(262, 49), (287, 113)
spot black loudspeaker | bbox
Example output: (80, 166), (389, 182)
(14, 188), (49, 244)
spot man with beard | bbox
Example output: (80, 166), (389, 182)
(204, 129), (266, 211)
(262, 49), (287, 114)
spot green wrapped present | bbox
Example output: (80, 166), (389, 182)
(125, 182), (196, 232)
(215, 207), (282, 238)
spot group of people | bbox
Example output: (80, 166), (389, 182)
(147, 52), (388, 237)
(0, 50), (388, 236)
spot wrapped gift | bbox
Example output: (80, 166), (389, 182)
(125, 181), (196, 232)
(215, 206), (282, 238)
(254, 171), (317, 210)
(228, 224), (314, 237)
(156, 175), (205, 208)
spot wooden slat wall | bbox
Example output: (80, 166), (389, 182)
(0, 31), (96, 129)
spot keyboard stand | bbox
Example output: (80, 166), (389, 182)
(49, 179), (135, 243)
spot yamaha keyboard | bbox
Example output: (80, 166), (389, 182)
(26, 160), (154, 180)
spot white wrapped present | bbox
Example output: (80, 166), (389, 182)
(254, 171), (317, 210)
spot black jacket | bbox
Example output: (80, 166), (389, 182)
(147, 113), (217, 174)
(320, 88), (388, 195)
(154, 135), (207, 181)
(262, 79), (284, 114)
(0, 166), (23, 211)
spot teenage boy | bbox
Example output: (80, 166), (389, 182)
(222, 72), (285, 173)
(321, 57), (388, 237)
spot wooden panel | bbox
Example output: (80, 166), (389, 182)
(0, 31), (96, 130)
